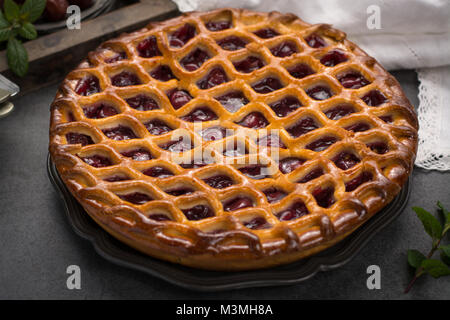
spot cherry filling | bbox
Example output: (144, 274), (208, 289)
(118, 192), (152, 205)
(269, 96), (302, 117)
(180, 48), (211, 71)
(257, 135), (285, 148)
(196, 67), (228, 89)
(203, 175), (234, 189)
(75, 76), (100, 96)
(251, 77), (284, 94)
(298, 167), (324, 183)
(181, 107), (218, 122)
(332, 152), (360, 170)
(125, 94), (159, 111)
(83, 103), (118, 119)
(306, 136), (338, 152)
(287, 117), (320, 137)
(304, 33), (327, 48)
(279, 157), (306, 174)
(150, 65), (177, 82)
(205, 20), (232, 31)
(103, 174), (130, 182)
(215, 91), (248, 113)
(199, 126), (228, 141)
(180, 160), (210, 169)
(102, 125), (137, 140)
(236, 112), (269, 129)
(276, 201), (309, 221)
(338, 71), (370, 89)
(165, 188), (195, 196)
(306, 85), (333, 100)
(324, 104), (356, 120)
(253, 28), (279, 39)
(137, 36), (161, 58)
(182, 205), (215, 220)
(67, 112), (76, 122)
(105, 51), (127, 63)
(270, 41), (298, 57)
(167, 89), (193, 109)
(81, 155), (112, 168)
(159, 137), (193, 152)
(287, 63), (315, 79)
(345, 122), (371, 133)
(313, 186), (335, 208)
(110, 71), (141, 87)
(149, 214), (172, 221)
(263, 187), (287, 203)
(320, 49), (348, 67)
(362, 90), (387, 106)
(238, 165), (270, 179)
(367, 141), (389, 154)
(345, 171), (373, 192)
(216, 36), (248, 51)
(66, 133), (93, 146)
(243, 217), (271, 230)
(223, 197), (254, 211)
(144, 119), (173, 135)
(169, 24), (197, 48)
(142, 166), (174, 178)
(379, 114), (393, 123)
(233, 56), (265, 73)
(121, 148), (152, 161)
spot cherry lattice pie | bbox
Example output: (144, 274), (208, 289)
(49, 8), (418, 270)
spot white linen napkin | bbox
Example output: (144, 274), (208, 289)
(173, 0), (450, 171)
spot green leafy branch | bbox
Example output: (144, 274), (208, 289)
(404, 201), (450, 293)
(0, 0), (46, 77)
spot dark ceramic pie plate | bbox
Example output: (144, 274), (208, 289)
(47, 154), (410, 291)
(35, 0), (116, 33)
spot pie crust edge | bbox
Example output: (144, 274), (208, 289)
(49, 8), (418, 270)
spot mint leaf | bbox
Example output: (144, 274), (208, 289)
(437, 201), (449, 219)
(439, 244), (450, 265)
(437, 201), (446, 211)
(0, 10), (11, 28)
(18, 22), (36, 40)
(441, 244), (450, 258)
(421, 259), (450, 278)
(0, 27), (12, 41)
(413, 206), (443, 240)
(408, 249), (426, 269)
(20, 0), (47, 23)
(7, 37), (28, 77)
(0, 10), (13, 41)
(4, 0), (21, 22)
(437, 201), (450, 233)
(405, 202), (450, 293)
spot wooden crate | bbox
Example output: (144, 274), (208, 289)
(0, 0), (178, 95)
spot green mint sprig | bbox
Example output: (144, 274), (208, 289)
(0, 0), (46, 77)
(404, 201), (450, 293)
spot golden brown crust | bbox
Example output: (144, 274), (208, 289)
(49, 8), (418, 270)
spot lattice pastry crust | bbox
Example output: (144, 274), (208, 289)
(49, 8), (418, 270)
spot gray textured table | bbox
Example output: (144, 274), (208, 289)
(0, 70), (449, 300)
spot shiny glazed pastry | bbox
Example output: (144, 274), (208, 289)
(49, 8), (418, 270)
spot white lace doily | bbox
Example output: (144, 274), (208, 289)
(415, 67), (450, 171)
